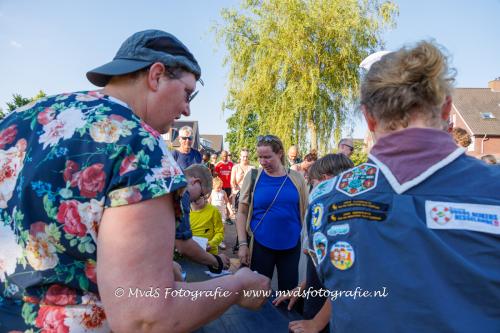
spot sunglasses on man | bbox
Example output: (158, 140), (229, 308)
(180, 136), (193, 141)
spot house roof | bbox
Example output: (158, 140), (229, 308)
(200, 134), (224, 153)
(453, 88), (500, 136)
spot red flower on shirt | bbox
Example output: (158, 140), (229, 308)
(43, 285), (77, 306)
(57, 200), (87, 237)
(78, 164), (105, 198)
(85, 259), (97, 284)
(35, 306), (69, 333)
(37, 107), (56, 125)
(0, 125), (18, 149)
(119, 154), (138, 176)
(63, 160), (80, 187)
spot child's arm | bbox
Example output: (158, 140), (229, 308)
(208, 208), (224, 250)
(287, 295), (331, 333)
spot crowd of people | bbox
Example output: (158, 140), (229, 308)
(1, 29), (498, 333)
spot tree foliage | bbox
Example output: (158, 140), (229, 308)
(216, 0), (397, 155)
(2, 90), (47, 120)
(349, 140), (368, 166)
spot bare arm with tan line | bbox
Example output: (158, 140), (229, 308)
(97, 194), (270, 333)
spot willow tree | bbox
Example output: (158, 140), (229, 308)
(216, 0), (397, 154)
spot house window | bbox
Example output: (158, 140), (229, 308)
(480, 112), (496, 119)
(468, 136), (475, 152)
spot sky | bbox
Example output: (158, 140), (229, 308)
(1, 0), (499, 143)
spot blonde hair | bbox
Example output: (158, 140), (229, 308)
(184, 164), (213, 193)
(451, 127), (471, 148)
(212, 176), (223, 189)
(361, 41), (455, 131)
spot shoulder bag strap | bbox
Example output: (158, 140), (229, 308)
(251, 170), (289, 234)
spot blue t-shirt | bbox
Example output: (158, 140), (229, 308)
(250, 172), (301, 250)
(172, 149), (202, 169)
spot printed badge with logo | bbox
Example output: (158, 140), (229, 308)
(330, 210), (386, 222)
(425, 200), (500, 235)
(336, 163), (378, 197)
(311, 203), (324, 231)
(313, 232), (328, 264)
(330, 241), (355, 270)
(328, 199), (388, 222)
(327, 223), (350, 236)
(309, 177), (337, 203)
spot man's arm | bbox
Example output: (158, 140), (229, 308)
(230, 166), (238, 190)
(97, 194), (269, 332)
(175, 238), (227, 268)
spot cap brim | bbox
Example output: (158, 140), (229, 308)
(86, 59), (153, 87)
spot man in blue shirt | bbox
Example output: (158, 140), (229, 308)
(172, 125), (202, 169)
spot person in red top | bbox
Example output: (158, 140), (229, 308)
(214, 150), (234, 221)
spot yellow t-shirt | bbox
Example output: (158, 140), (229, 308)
(189, 204), (224, 255)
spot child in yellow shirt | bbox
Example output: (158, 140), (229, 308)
(190, 196), (224, 255)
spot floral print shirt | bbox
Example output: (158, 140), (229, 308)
(0, 91), (186, 332)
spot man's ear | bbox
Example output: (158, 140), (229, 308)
(147, 62), (165, 91)
(362, 105), (377, 132)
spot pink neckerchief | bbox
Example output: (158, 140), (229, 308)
(369, 128), (464, 194)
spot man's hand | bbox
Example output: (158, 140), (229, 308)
(234, 267), (271, 310)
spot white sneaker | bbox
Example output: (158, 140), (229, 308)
(219, 242), (227, 250)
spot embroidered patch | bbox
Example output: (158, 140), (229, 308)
(330, 241), (355, 270)
(329, 200), (388, 212)
(330, 210), (386, 222)
(313, 232), (328, 264)
(336, 163), (378, 197)
(311, 203), (324, 231)
(309, 176), (337, 203)
(425, 200), (500, 235)
(327, 223), (350, 236)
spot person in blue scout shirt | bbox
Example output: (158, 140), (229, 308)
(307, 41), (500, 333)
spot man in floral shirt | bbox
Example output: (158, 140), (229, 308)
(0, 29), (270, 332)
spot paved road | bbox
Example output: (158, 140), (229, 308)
(218, 219), (307, 290)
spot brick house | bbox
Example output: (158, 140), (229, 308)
(451, 79), (500, 159)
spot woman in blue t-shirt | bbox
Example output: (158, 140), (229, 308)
(236, 135), (309, 291)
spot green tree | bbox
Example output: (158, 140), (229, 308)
(349, 140), (368, 166)
(215, 0), (397, 155)
(2, 90), (47, 119)
(226, 110), (260, 162)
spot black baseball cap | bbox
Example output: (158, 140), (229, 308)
(87, 29), (201, 87)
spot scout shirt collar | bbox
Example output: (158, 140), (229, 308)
(369, 127), (465, 194)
